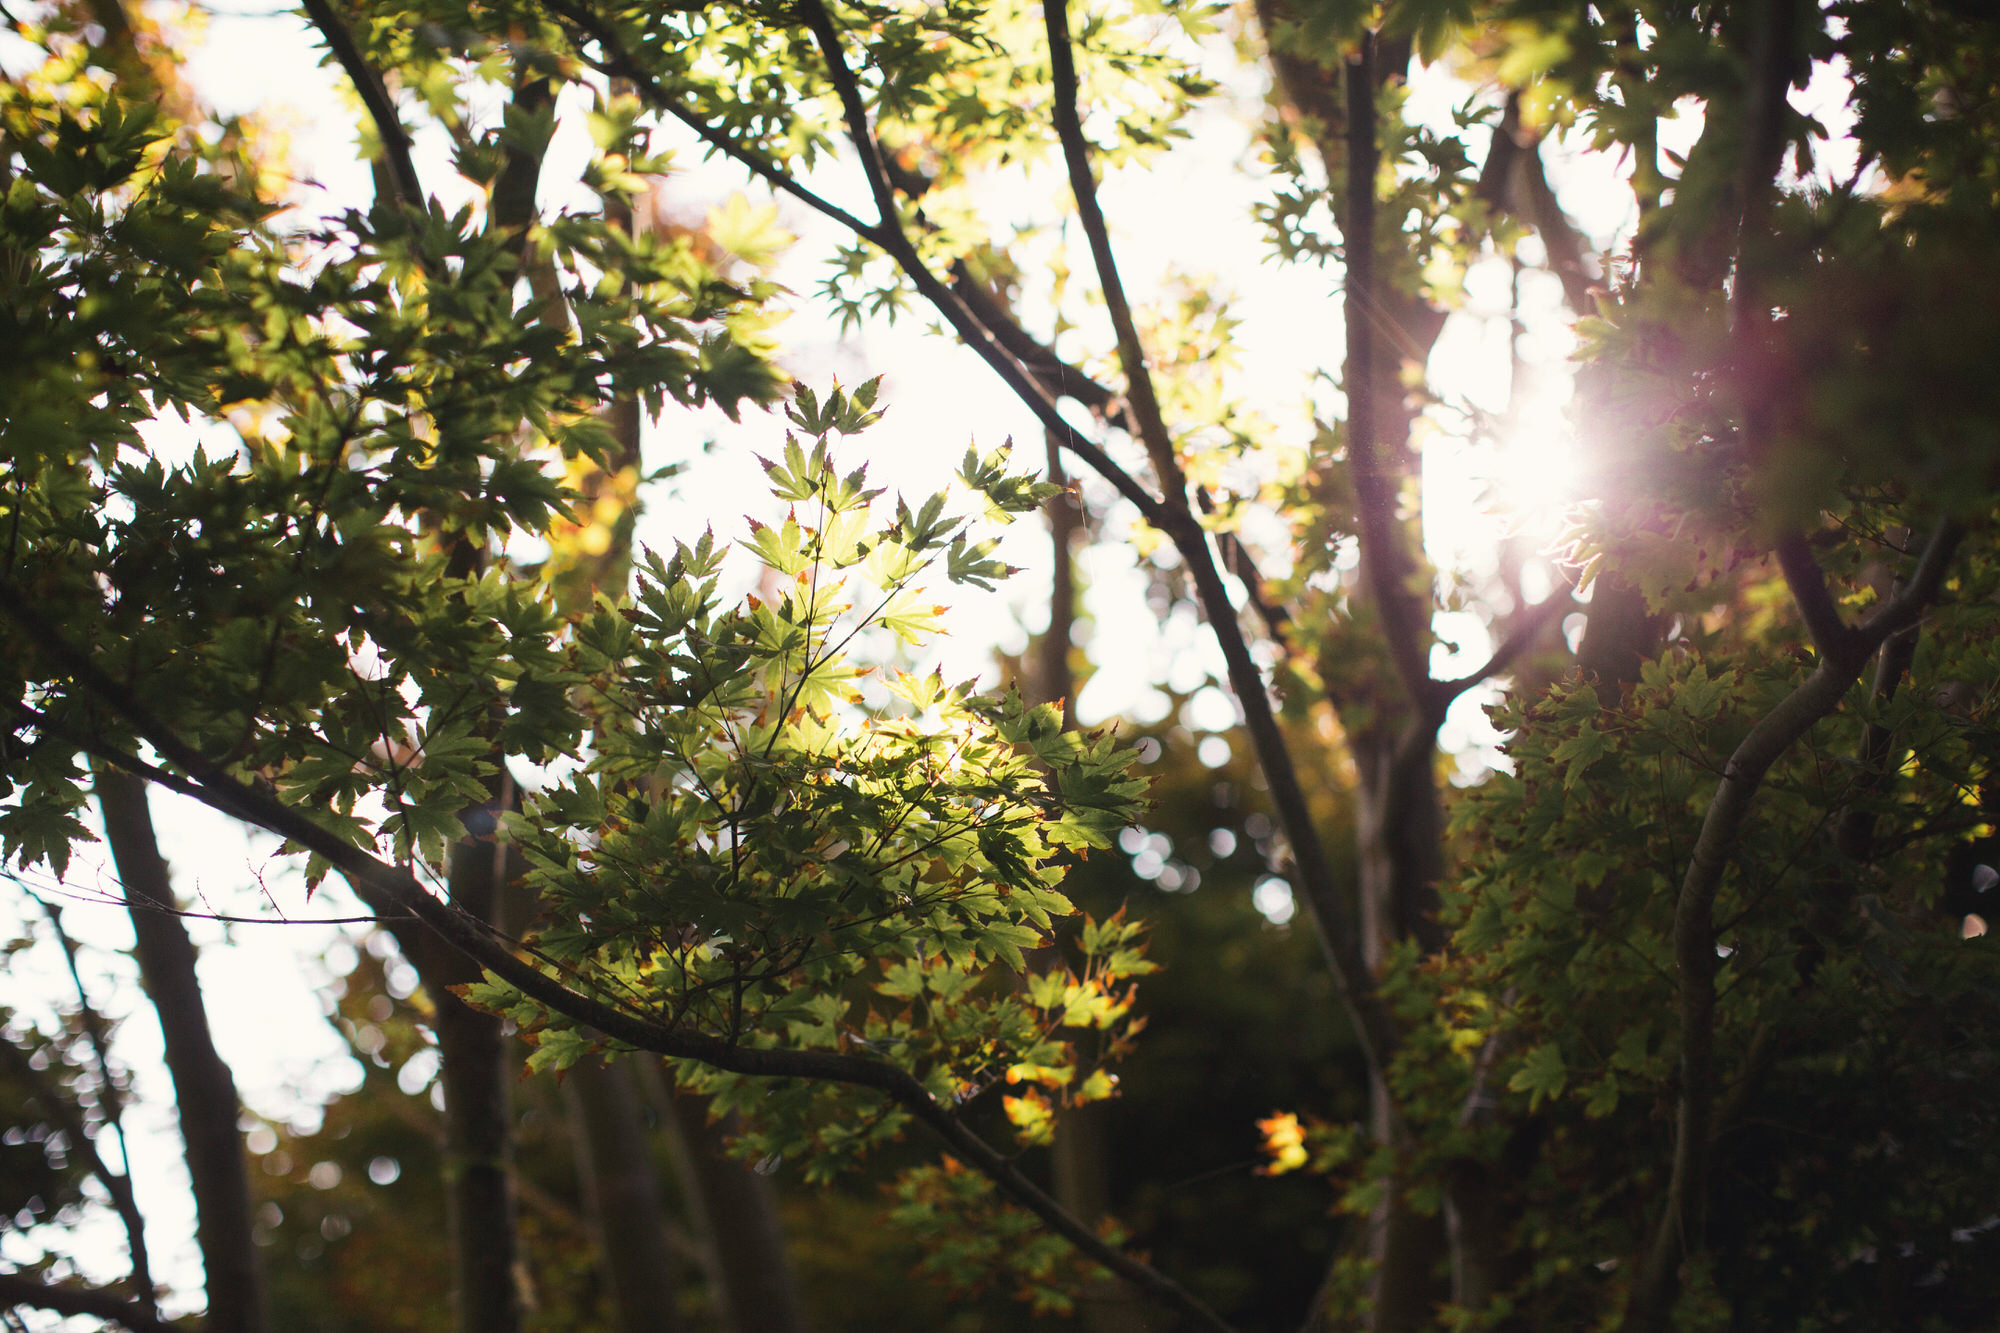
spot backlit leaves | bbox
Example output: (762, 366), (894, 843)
(460, 405), (1147, 1171)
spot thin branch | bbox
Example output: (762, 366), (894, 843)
(0, 1039), (154, 1317)
(1854, 522), (1959, 643)
(0, 1275), (179, 1333)
(948, 265), (1291, 633)
(902, 0), (1391, 1066)
(536, 0), (1390, 1108)
(781, 0), (1169, 525)
(1041, 0), (1185, 497)
(251, 772), (1240, 1329)
(1040, 0), (1388, 1060)
(545, 0), (1169, 524)
(20, 894), (154, 1307)
(298, 0), (423, 209)
(545, 0), (890, 246)
(795, 0), (904, 245)
(1433, 589), (1575, 709)
(91, 894), (410, 927)
(1178, 538), (1396, 1073)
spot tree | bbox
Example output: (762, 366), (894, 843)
(4, 0), (1999, 1327)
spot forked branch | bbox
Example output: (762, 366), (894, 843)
(1630, 516), (1963, 1328)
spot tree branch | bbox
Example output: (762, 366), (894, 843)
(1042, 0), (1186, 498)
(203, 759), (1239, 1330)
(1629, 516), (1962, 1328)
(947, 265), (1292, 634)
(794, 0), (905, 247)
(298, 0), (423, 209)
(557, 0), (1292, 644)
(0, 1274), (179, 1333)
(1773, 532), (1863, 667)
(794, 0), (1180, 533)
(543, 0), (890, 246)
(820, 0), (1392, 1074)
(550, 0), (1393, 1095)
(0, 1039), (154, 1320)
(547, 0), (1167, 527)
(1432, 589), (1575, 711)
(1042, 0), (1390, 1061)
(24, 894), (155, 1309)
(0, 599), (1238, 1333)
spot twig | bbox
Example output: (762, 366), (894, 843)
(1433, 589), (1576, 711)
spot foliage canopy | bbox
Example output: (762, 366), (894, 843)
(2, 0), (1999, 1327)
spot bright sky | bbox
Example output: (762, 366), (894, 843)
(1, 4), (1870, 1320)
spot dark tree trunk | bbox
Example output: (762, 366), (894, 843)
(95, 769), (267, 1333)
(1352, 732), (1450, 1332)
(640, 1068), (814, 1333)
(432, 794), (527, 1333)
(566, 1057), (682, 1333)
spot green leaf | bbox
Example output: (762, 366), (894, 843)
(1507, 1043), (1568, 1110)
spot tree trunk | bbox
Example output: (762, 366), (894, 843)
(95, 769), (267, 1333)
(432, 793), (528, 1333)
(638, 1067), (814, 1333)
(1351, 730), (1451, 1329)
(1052, 1102), (1150, 1333)
(566, 1057), (682, 1333)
